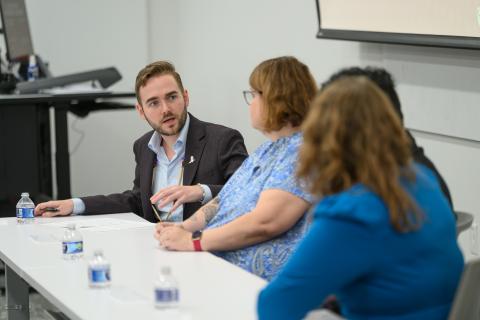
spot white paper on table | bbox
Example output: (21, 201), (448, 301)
(41, 218), (153, 232)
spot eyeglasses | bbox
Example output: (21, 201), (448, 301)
(242, 90), (262, 105)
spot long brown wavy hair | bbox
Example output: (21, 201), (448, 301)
(297, 76), (422, 232)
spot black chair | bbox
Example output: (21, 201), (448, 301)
(456, 211), (474, 238)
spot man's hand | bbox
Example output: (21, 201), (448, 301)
(155, 224), (194, 251)
(150, 185), (203, 212)
(34, 199), (74, 217)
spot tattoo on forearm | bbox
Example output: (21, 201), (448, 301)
(203, 197), (220, 224)
(190, 214), (198, 223)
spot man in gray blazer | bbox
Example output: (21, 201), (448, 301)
(35, 61), (248, 222)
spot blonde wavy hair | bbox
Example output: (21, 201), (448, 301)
(298, 76), (422, 232)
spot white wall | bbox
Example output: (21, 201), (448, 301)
(24, 0), (150, 197)
(148, 0), (480, 257)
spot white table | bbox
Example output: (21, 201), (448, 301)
(0, 213), (266, 320)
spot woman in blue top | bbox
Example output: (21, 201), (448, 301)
(154, 56), (317, 280)
(258, 76), (464, 319)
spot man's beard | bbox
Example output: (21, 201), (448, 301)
(145, 108), (188, 136)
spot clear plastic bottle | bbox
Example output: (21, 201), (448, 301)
(88, 250), (111, 288)
(62, 224), (83, 260)
(471, 222), (479, 256)
(154, 266), (179, 309)
(27, 54), (39, 81)
(16, 192), (35, 224)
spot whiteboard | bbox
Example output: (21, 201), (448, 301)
(316, 0), (480, 49)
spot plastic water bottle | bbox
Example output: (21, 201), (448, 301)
(62, 224), (83, 260)
(471, 222), (479, 256)
(27, 54), (39, 81)
(16, 192), (35, 224)
(88, 250), (111, 288)
(154, 266), (179, 309)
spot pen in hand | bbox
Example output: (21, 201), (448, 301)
(151, 203), (162, 222)
(151, 159), (185, 222)
(151, 203), (174, 222)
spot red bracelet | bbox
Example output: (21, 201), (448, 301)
(192, 230), (203, 251)
(193, 238), (202, 251)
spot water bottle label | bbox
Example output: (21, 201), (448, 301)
(17, 208), (34, 219)
(89, 267), (110, 283)
(155, 288), (178, 302)
(27, 66), (39, 81)
(62, 241), (83, 254)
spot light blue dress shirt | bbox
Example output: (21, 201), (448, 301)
(72, 114), (212, 220)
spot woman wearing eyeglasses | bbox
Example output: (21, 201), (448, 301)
(154, 56), (317, 280)
(257, 76), (463, 319)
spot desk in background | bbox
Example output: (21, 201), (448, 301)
(0, 213), (266, 320)
(0, 92), (135, 216)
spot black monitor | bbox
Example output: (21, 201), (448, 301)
(0, 0), (34, 61)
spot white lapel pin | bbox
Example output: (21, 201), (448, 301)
(189, 155), (195, 164)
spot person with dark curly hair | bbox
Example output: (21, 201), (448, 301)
(322, 66), (453, 209)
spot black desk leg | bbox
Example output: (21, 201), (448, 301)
(54, 106), (71, 199)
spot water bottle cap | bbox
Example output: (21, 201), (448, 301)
(29, 54), (37, 65)
(67, 223), (76, 230)
(21, 192), (29, 197)
(93, 250), (104, 256)
(160, 266), (171, 275)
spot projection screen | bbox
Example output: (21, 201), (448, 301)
(316, 0), (480, 49)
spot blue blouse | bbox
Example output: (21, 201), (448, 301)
(258, 164), (464, 320)
(206, 132), (313, 280)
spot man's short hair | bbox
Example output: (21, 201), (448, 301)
(321, 67), (403, 121)
(249, 56), (317, 132)
(135, 61), (185, 104)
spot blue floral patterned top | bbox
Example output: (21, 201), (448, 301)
(206, 132), (314, 280)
